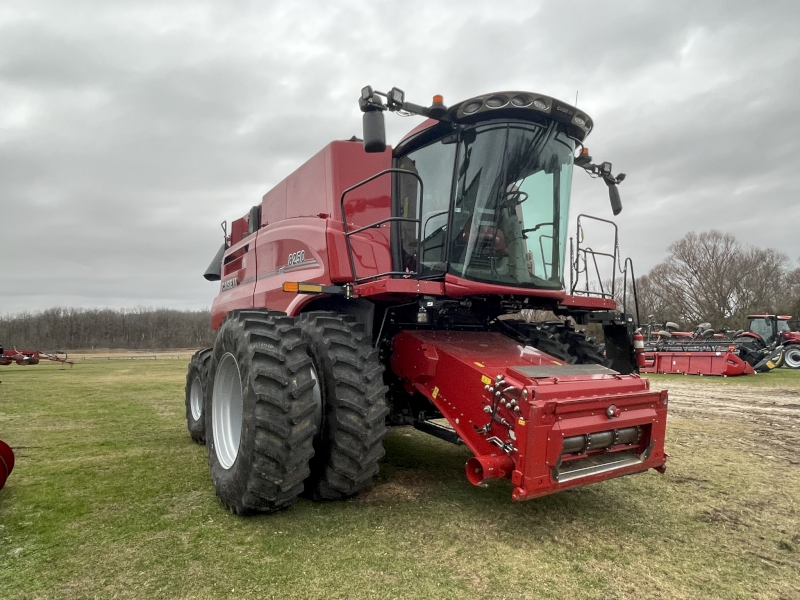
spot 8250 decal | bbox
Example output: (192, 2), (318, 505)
(288, 250), (305, 266)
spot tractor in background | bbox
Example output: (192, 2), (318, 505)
(185, 86), (668, 514)
(736, 314), (800, 369)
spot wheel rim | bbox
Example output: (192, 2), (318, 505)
(190, 376), (203, 421)
(785, 347), (800, 369)
(212, 352), (243, 470)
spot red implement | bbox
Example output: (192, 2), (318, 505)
(0, 349), (73, 366)
(391, 331), (668, 500)
(640, 350), (755, 376)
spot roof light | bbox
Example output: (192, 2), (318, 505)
(432, 94), (443, 104)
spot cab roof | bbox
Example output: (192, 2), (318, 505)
(395, 90), (593, 156)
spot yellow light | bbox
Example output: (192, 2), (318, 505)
(283, 282), (299, 293)
(432, 94), (444, 104)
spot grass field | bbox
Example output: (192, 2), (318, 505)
(1, 360), (799, 599)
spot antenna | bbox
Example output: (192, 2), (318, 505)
(575, 90), (579, 106)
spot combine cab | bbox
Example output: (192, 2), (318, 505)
(188, 87), (669, 514)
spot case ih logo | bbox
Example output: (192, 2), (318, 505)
(221, 277), (238, 291)
(556, 105), (573, 116)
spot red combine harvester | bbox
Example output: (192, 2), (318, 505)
(187, 87), (669, 514)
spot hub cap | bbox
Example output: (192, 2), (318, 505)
(785, 347), (800, 369)
(190, 376), (203, 420)
(212, 352), (243, 470)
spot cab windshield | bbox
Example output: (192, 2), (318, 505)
(395, 122), (575, 290)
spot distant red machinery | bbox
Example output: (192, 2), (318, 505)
(735, 315), (800, 370)
(0, 347), (73, 367)
(638, 320), (784, 376)
(640, 349), (756, 376)
(0, 439), (13, 491)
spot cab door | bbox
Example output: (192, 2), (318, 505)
(392, 138), (457, 276)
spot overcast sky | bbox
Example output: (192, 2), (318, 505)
(2, 0), (798, 314)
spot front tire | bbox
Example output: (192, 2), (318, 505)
(298, 312), (389, 500)
(784, 346), (800, 370)
(205, 310), (317, 514)
(185, 348), (212, 444)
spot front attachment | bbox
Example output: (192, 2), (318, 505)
(391, 330), (668, 501)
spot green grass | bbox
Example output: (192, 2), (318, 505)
(646, 367), (800, 387)
(1, 361), (799, 599)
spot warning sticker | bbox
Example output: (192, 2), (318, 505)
(432, 386), (439, 398)
(474, 361), (485, 368)
(480, 375), (492, 385)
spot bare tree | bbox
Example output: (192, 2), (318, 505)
(635, 231), (794, 330)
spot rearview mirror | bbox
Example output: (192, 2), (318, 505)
(606, 180), (622, 215)
(362, 110), (386, 153)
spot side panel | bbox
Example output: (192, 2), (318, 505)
(252, 218), (331, 314)
(210, 233), (258, 330)
(285, 149), (330, 219)
(330, 142), (393, 281)
(261, 179), (286, 226)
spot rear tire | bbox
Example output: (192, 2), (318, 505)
(205, 310), (317, 514)
(185, 348), (212, 444)
(784, 346), (800, 370)
(298, 312), (389, 500)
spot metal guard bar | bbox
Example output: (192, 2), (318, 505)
(340, 168), (424, 284)
(571, 214), (619, 298)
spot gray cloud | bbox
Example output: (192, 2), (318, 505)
(2, 0), (798, 314)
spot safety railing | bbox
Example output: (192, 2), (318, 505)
(340, 168), (424, 284)
(570, 214), (640, 326)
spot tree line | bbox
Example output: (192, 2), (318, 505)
(632, 230), (800, 330)
(0, 307), (215, 351)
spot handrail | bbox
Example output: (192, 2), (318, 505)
(622, 257), (641, 327)
(569, 213), (640, 327)
(570, 214), (618, 297)
(340, 168), (424, 283)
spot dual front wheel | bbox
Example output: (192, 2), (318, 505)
(185, 310), (388, 514)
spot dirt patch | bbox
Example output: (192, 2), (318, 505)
(659, 378), (800, 464)
(357, 470), (439, 504)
